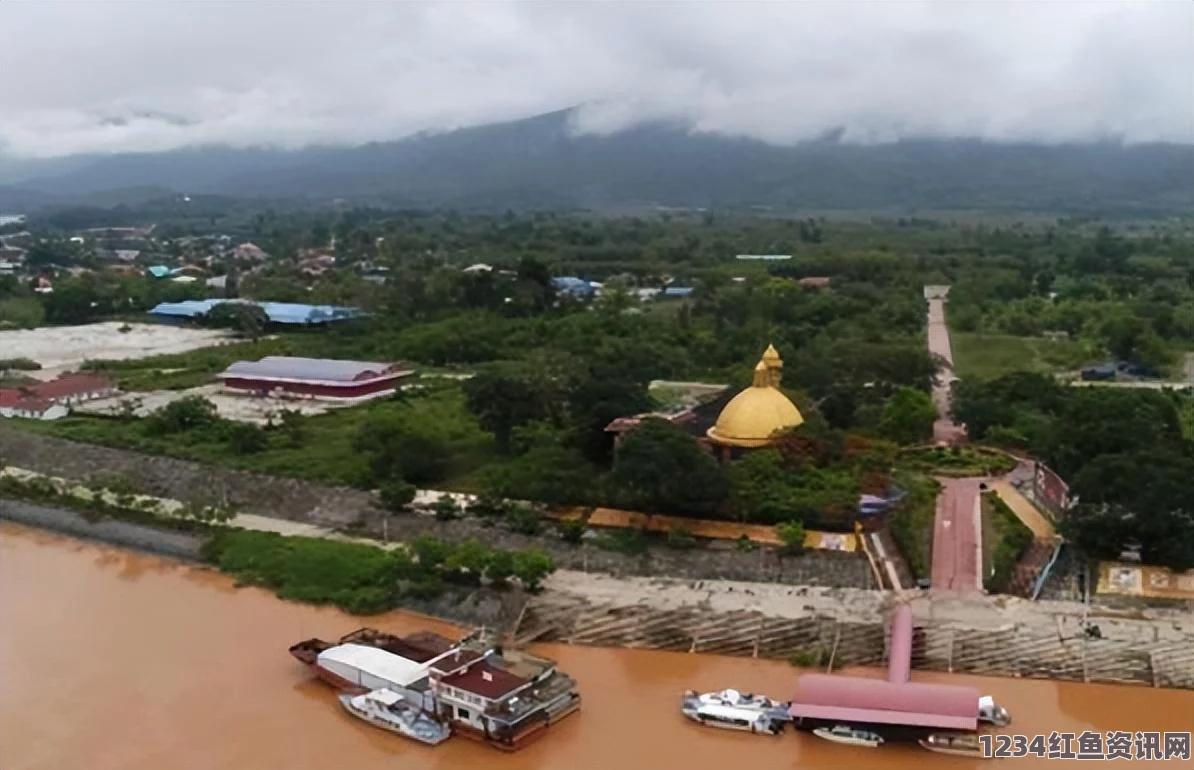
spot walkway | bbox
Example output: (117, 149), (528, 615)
(923, 286), (983, 593)
(990, 479), (1056, 539)
(924, 285), (965, 444)
(930, 477), (983, 592)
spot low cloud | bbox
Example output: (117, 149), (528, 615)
(0, 1), (1189, 159)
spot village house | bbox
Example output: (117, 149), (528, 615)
(0, 373), (116, 421)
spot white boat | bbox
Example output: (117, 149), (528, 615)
(680, 689), (791, 735)
(812, 725), (884, 748)
(920, 733), (989, 758)
(338, 688), (452, 746)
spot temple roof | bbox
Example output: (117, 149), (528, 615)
(705, 346), (803, 448)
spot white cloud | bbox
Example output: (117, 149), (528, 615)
(0, 0), (1189, 158)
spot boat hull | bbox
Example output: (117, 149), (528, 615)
(337, 695), (451, 746)
(812, 727), (883, 748)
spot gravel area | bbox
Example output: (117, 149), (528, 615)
(0, 322), (235, 379)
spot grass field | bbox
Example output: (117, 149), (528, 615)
(951, 333), (1092, 381)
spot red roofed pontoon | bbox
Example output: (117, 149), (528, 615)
(790, 674), (978, 731)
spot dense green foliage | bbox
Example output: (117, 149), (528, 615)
(983, 492), (1034, 593)
(955, 372), (1194, 568)
(200, 530), (556, 614)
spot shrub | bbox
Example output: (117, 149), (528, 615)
(512, 547), (555, 591)
(432, 494), (459, 521)
(225, 423), (268, 454)
(506, 505), (543, 535)
(593, 528), (648, 555)
(377, 481), (417, 513)
(557, 518), (586, 544)
(665, 528), (698, 549)
(0, 357), (41, 371)
(776, 520), (805, 555)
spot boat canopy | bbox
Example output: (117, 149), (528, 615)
(318, 643), (430, 687)
(365, 689), (403, 706)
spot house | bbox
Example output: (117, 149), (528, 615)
(796, 276), (832, 289)
(114, 250), (142, 262)
(0, 261), (17, 276)
(232, 242), (268, 262)
(33, 277), (53, 294)
(551, 276), (595, 298)
(0, 373), (116, 421)
(147, 265), (174, 278)
(736, 254), (792, 261)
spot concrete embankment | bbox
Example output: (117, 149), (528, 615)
(514, 572), (1194, 691)
(0, 498), (204, 560)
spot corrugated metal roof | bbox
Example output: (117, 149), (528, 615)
(219, 356), (396, 383)
(790, 674), (979, 730)
(147, 299), (364, 325)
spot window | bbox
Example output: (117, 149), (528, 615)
(456, 706), (471, 720)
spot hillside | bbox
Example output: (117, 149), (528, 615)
(2, 111), (1191, 215)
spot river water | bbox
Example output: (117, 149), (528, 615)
(2, 522), (1192, 770)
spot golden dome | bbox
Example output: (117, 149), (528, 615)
(706, 356), (804, 448)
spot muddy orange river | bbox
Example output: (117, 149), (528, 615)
(2, 522), (1192, 769)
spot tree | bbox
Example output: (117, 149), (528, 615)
(777, 520), (806, 555)
(205, 301), (268, 341)
(486, 550), (515, 586)
(412, 534), (451, 569)
(354, 411), (452, 485)
(225, 423), (268, 454)
(376, 481), (416, 542)
(877, 387), (936, 445)
(1064, 451), (1194, 571)
(146, 396), (219, 434)
(608, 418), (730, 516)
(512, 547), (555, 591)
(0, 298), (44, 329)
(445, 538), (492, 583)
(462, 366), (551, 452)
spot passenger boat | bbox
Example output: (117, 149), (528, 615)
(680, 689), (791, 735)
(812, 725), (884, 748)
(920, 733), (988, 757)
(338, 689), (452, 746)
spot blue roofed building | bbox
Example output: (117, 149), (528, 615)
(551, 276), (596, 298)
(148, 299), (365, 326)
(146, 265), (174, 279)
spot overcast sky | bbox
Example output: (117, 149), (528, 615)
(0, 1), (1190, 158)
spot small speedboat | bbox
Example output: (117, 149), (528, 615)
(920, 733), (988, 758)
(812, 725), (884, 748)
(338, 689), (451, 746)
(680, 689), (791, 735)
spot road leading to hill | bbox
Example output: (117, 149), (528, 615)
(923, 286), (984, 594)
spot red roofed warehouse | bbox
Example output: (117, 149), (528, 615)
(216, 357), (414, 401)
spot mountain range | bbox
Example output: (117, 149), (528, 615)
(1, 110), (1191, 215)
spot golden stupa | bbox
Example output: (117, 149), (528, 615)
(705, 345), (804, 448)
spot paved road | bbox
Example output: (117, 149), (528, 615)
(924, 286), (983, 593)
(930, 477), (983, 593)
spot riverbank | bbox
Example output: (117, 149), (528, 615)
(6, 498), (1194, 693)
(0, 498), (205, 560)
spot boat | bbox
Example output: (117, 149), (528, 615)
(920, 733), (989, 757)
(680, 689), (791, 735)
(338, 688), (452, 746)
(812, 725), (884, 748)
(289, 628), (456, 667)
